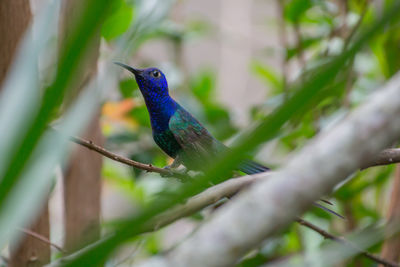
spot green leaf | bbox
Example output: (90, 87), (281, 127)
(286, 37), (322, 60)
(190, 69), (215, 102)
(119, 78), (138, 98)
(204, 103), (237, 140)
(130, 104), (151, 127)
(285, 0), (313, 22)
(251, 60), (282, 92)
(382, 26), (400, 77)
(102, 0), (134, 40)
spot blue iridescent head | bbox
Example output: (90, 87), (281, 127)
(115, 62), (176, 132)
(114, 62), (169, 99)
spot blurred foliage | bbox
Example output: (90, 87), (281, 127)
(0, 0), (112, 250)
(94, 0), (400, 266)
(2, 0), (400, 266)
(189, 69), (238, 140)
(101, 0), (134, 40)
(61, 0), (400, 265)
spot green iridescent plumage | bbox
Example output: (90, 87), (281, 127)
(168, 106), (226, 170)
(153, 128), (181, 159)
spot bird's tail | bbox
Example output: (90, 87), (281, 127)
(239, 160), (270, 174)
(238, 160), (344, 219)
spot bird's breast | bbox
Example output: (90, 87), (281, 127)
(153, 129), (181, 159)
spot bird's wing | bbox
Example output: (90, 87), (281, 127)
(169, 107), (224, 169)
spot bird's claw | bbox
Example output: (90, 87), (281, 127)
(161, 165), (174, 177)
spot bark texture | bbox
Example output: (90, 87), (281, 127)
(63, 116), (103, 251)
(9, 205), (50, 267)
(380, 165), (400, 266)
(0, 0), (32, 86)
(1, 1), (51, 266)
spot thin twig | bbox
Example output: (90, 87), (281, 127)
(69, 135), (188, 181)
(18, 228), (65, 253)
(112, 240), (144, 267)
(293, 21), (306, 70)
(275, 0), (289, 98)
(343, 0), (369, 51)
(296, 218), (400, 267)
(341, 1), (368, 107)
(343, 64), (356, 107)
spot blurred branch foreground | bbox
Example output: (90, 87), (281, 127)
(67, 137), (400, 232)
(63, 134), (400, 258)
(4, 0), (400, 266)
(134, 72), (400, 267)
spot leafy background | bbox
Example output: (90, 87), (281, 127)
(1, 0), (400, 266)
(98, 0), (399, 265)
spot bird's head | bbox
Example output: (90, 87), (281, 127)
(115, 62), (169, 98)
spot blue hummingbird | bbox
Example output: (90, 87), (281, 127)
(115, 62), (269, 175)
(114, 63), (343, 218)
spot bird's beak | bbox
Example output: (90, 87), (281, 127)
(114, 62), (143, 76)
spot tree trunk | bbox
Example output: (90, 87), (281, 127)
(59, 0), (103, 252)
(1, 1), (51, 266)
(63, 117), (103, 251)
(379, 165), (400, 266)
(0, 0), (32, 86)
(9, 204), (50, 267)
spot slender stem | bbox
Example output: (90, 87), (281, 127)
(296, 218), (399, 267)
(275, 0), (289, 98)
(293, 21), (306, 70)
(68, 135), (188, 181)
(18, 228), (65, 253)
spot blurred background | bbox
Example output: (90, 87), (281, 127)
(1, 0), (399, 266)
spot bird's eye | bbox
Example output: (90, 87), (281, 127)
(152, 70), (160, 78)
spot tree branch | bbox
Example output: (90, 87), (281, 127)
(132, 72), (400, 267)
(141, 174), (266, 232)
(120, 170), (400, 266)
(62, 75), (400, 267)
(364, 148), (400, 169)
(47, 171), (383, 267)
(47, 153), (398, 266)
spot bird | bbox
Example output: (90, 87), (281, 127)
(115, 62), (269, 175)
(115, 62), (343, 218)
